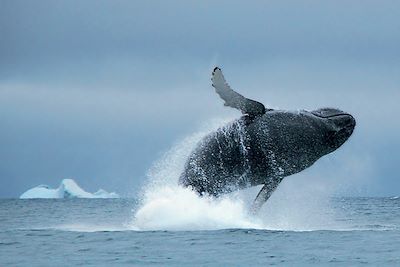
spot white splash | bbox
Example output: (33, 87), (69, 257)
(133, 185), (262, 231)
(131, 118), (346, 232)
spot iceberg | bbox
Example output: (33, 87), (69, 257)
(20, 179), (120, 199)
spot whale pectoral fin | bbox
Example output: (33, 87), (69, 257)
(250, 180), (281, 214)
(211, 67), (268, 117)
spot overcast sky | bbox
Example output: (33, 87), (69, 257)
(0, 0), (399, 197)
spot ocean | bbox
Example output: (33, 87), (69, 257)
(2, 123), (399, 266)
(1, 196), (400, 266)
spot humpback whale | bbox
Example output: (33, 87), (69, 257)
(179, 67), (356, 212)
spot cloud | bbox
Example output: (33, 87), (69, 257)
(0, 0), (399, 197)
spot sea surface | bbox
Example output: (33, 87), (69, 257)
(1, 197), (400, 266)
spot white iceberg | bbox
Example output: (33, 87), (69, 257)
(20, 179), (120, 199)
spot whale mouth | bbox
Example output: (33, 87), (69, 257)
(332, 124), (355, 140)
(311, 108), (356, 131)
(332, 113), (356, 133)
(324, 113), (356, 149)
(311, 108), (356, 149)
(311, 108), (350, 119)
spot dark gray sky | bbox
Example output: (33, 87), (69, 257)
(0, 0), (399, 197)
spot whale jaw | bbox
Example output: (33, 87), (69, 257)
(311, 108), (356, 151)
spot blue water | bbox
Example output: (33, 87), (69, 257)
(1, 197), (400, 266)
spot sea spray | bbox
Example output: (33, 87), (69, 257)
(133, 185), (263, 231)
(131, 117), (265, 231)
(132, 117), (346, 231)
(259, 178), (343, 231)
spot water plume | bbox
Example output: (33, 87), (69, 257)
(131, 118), (345, 231)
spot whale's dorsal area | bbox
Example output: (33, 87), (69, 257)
(211, 67), (268, 117)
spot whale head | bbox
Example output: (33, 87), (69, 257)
(311, 108), (356, 152)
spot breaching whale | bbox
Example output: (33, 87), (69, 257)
(179, 67), (356, 212)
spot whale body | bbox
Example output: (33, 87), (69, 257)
(179, 67), (356, 212)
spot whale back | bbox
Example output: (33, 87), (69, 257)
(179, 110), (332, 196)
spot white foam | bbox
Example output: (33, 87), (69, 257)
(131, 118), (347, 232)
(132, 185), (263, 231)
